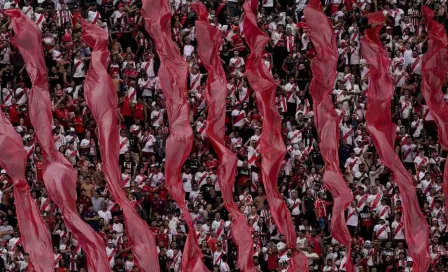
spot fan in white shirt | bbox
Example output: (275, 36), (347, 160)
(119, 131), (130, 155)
(345, 152), (361, 173)
(229, 51), (245, 77)
(182, 168), (193, 193)
(373, 219), (391, 241)
(21, 3), (33, 19)
(140, 131), (156, 153)
(183, 38), (195, 59)
(98, 203), (112, 225)
(391, 214), (405, 241)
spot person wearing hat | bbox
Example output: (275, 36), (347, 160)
(213, 241), (225, 267)
(106, 239), (116, 268)
(405, 256), (413, 271)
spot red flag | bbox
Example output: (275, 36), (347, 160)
(304, 1), (354, 271)
(421, 6), (448, 220)
(141, 1), (209, 271)
(81, 20), (160, 272)
(4, 10), (111, 272)
(0, 112), (54, 272)
(192, 3), (256, 271)
(242, 1), (308, 271)
(361, 12), (431, 272)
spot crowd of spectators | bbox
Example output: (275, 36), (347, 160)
(0, 0), (447, 271)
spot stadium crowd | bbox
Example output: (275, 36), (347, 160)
(0, 0), (447, 271)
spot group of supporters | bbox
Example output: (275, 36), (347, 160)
(0, 0), (447, 271)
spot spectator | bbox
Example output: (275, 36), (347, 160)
(0, 0), (446, 270)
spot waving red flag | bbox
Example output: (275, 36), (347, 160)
(81, 20), (160, 272)
(421, 6), (448, 220)
(242, 0), (308, 271)
(0, 112), (54, 271)
(141, 1), (209, 271)
(304, 0), (354, 270)
(192, 3), (256, 271)
(361, 12), (431, 272)
(5, 10), (111, 272)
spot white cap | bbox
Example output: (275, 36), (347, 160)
(407, 257), (413, 262)
(0, 170), (6, 174)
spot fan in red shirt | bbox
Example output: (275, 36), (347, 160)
(8, 99), (20, 125)
(315, 192), (332, 231)
(72, 113), (84, 135)
(35, 156), (44, 182)
(54, 103), (70, 126)
(133, 98), (146, 121)
(230, 26), (245, 53)
(148, 220), (160, 234)
(204, 154), (219, 171)
(156, 225), (170, 247)
(120, 93), (133, 127)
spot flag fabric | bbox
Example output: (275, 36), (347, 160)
(360, 12), (431, 272)
(141, 1), (209, 271)
(304, 1), (354, 271)
(242, 0), (308, 271)
(82, 20), (160, 272)
(5, 10), (111, 272)
(192, 3), (256, 271)
(0, 112), (54, 272)
(420, 6), (448, 220)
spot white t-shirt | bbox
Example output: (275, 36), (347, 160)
(287, 198), (301, 215)
(98, 210), (112, 225)
(374, 224), (390, 240)
(141, 135), (156, 153)
(183, 44), (194, 59)
(182, 172), (193, 193)
(346, 206), (359, 227)
(391, 220), (405, 240)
